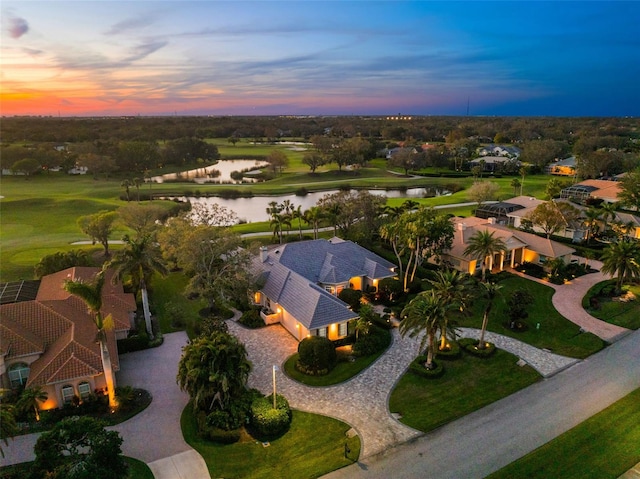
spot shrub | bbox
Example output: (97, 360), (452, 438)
(352, 325), (391, 356)
(249, 394), (292, 439)
(436, 340), (461, 360)
(196, 410), (241, 444)
(239, 307), (265, 329)
(297, 336), (337, 373)
(409, 356), (444, 378)
(338, 288), (363, 311)
(117, 334), (149, 354)
(459, 338), (496, 358)
(165, 301), (188, 328)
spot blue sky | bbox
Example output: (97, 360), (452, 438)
(2, 1), (639, 116)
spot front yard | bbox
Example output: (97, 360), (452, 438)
(583, 280), (640, 330)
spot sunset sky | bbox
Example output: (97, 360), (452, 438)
(1, 1), (639, 117)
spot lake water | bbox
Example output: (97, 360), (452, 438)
(170, 187), (450, 223)
(151, 159), (269, 184)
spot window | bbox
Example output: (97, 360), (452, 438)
(338, 322), (347, 337)
(317, 327), (327, 337)
(324, 286), (335, 295)
(78, 382), (91, 400)
(61, 385), (74, 404)
(8, 363), (30, 388)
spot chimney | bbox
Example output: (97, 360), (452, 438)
(458, 222), (466, 244)
(260, 246), (268, 262)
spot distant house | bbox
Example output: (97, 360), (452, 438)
(386, 146), (418, 159)
(0, 267), (135, 411)
(560, 179), (622, 204)
(546, 156), (577, 177)
(477, 144), (521, 158)
(253, 238), (396, 341)
(468, 156), (520, 173)
(440, 217), (575, 275)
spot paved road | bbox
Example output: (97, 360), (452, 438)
(323, 327), (640, 479)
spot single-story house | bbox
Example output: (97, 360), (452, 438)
(546, 157), (577, 176)
(468, 156), (520, 172)
(560, 179), (622, 204)
(0, 267), (135, 411)
(475, 196), (544, 225)
(477, 144), (521, 158)
(253, 238), (396, 341)
(440, 217), (575, 275)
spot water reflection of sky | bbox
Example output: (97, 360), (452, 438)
(173, 187), (450, 223)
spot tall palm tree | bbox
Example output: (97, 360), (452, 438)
(601, 240), (640, 293)
(120, 179), (132, 202)
(266, 201), (284, 243)
(379, 216), (407, 284)
(295, 205), (304, 239)
(17, 386), (48, 422)
(599, 202), (617, 232)
(400, 290), (447, 370)
(511, 178), (521, 196)
(428, 269), (472, 350)
(583, 207), (602, 243)
(477, 282), (502, 350)
(463, 230), (507, 282)
(106, 234), (168, 338)
(303, 206), (323, 240)
(64, 273), (118, 409)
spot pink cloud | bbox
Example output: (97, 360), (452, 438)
(5, 14), (29, 39)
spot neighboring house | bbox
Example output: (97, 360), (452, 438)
(613, 212), (640, 240)
(477, 144), (521, 158)
(475, 196), (544, 225)
(468, 156), (520, 172)
(546, 156), (577, 177)
(0, 267), (135, 411)
(385, 146), (419, 159)
(440, 217), (575, 275)
(560, 179), (622, 204)
(253, 238), (396, 341)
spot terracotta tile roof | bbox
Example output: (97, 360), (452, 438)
(576, 179), (623, 202)
(0, 267), (133, 388)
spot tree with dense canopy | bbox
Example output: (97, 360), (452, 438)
(525, 200), (580, 238)
(600, 240), (640, 293)
(33, 416), (127, 479)
(177, 332), (252, 413)
(467, 181), (500, 207)
(63, 273), (117, 408)
(618, 168), (640, 211)
(35, 249), (94, 278)
(463, 230), (507, 282)
(77, 210), (118, 257)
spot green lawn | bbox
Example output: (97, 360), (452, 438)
(487, 388), (640, 479)
(125, 457), (155, 479)
(182, 406), (360, 479)
(583, 280), (640, 330)
(389, 348), (541, 432)
(463, 273), (605, 358)
(283, 351), (382, 386)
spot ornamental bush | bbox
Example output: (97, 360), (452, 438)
(409, 356), (444, 379)
(239, 307), (265, 329)
(297, 336), (337, 373)
(352, 325), (391, 356)
(249, 394), (292, 438)
(459, 337), (496, 358)
(338, 288), (363, 311)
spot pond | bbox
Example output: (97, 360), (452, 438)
(151, 159), (269, 184)
(170, 187), (451, 223)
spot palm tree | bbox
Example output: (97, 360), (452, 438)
(295, 205), (304, 239)
(601, 240), (640, 293)
(64, 273), (118, 409)
(121, 179), (132, 202)
(511, 178), (521, 196)
(266, 201), (284, 243)
(177, 332), (252, 413)
(133, 177), (142, 202)
(463, 230), (507, 282)
(17, 386), (48, 422)
(379, 216), (407, 284)
(0, 404), (18, 458)
(583, 207), (602, 243)
(428, 269), (472, 350)
(281, 199), (295, 238)
(303, 206), (323, 240)
(106, 234), (168, 339)
(400, 290), (447, 370)
(477, 282), (502, 350)
(402, 199), (419, 212)
(599, 202), (617, 232)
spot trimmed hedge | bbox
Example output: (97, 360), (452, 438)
(436, 340), (462, 360)
(459, 337), (496, 358)
(249, 394), (292, 438)
(196, 410), (240, 444)
(409, 356), (444, 379)
(238, 307), (265, 329)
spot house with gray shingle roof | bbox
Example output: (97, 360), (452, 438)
(254, 238), (396, 341)
(0, 267), (135, 411)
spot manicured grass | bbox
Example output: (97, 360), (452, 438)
(149, 271), (207, 335)
(283, 351), (382, 386)
(125, 457), (155, 479)
(463, 273), (605, 358)
(583, 280), (640, 330)
(181, 406), (361, 479)
(389, 348), (541, 432)
(486, 388), (640, 479)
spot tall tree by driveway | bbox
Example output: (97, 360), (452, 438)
(463, 230), (507, 282)
(400, 290), (447, 370)
(600, 240), (640, 293)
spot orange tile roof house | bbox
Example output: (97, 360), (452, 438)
(441, 217), (575, 275)
(0, 267), (135, 411)
(560, 179), (623, 204)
